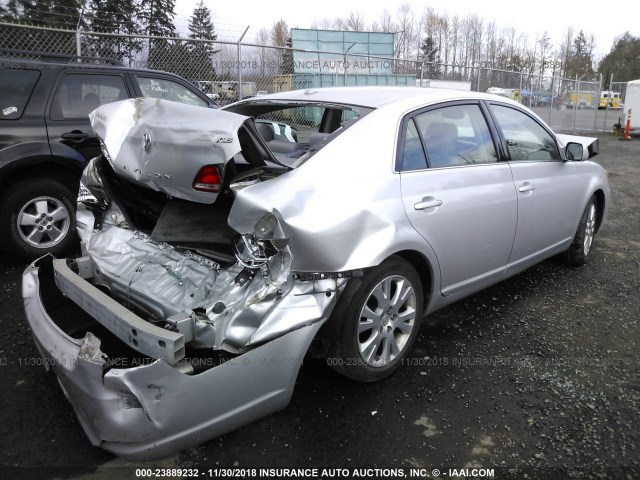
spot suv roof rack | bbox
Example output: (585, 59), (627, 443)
(0, 49), (124, 66)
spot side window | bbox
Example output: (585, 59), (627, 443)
(491, 104), (560, 161)
(413, 104), (497, 168)
(400, 119), (427, 171)
(51, 74), (128, 120)
(0, 69), (40, 120)
(136, 77), (208, 107)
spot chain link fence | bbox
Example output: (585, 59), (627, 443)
(1, 21), (631, 133)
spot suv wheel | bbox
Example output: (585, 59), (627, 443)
(0, 179), (78, 261)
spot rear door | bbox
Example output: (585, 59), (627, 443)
(0, 67), (46, 152)
(45, 70), (132, 162)
(399, 102), (518, 297)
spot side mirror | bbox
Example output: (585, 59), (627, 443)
(565, 142), (584, 161)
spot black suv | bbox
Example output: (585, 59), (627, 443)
(0, 52), (218, 260)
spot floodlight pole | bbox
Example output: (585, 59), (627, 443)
(237, 25), (250, 101)
(420, 47), (438, 87)
(344, 42), (356, 86)
(76, 8), (84, 58)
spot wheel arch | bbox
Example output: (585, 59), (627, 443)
(0, 156), (84, 194)
(391, 249), (434, 315)
(592, 188), (606, 234)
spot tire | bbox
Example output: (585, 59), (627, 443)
(0, 179), (78, 261)
(327, 256), (423, 382)
(566, 195), (597, 266)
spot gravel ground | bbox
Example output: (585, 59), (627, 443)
(0, 133), (638, 480)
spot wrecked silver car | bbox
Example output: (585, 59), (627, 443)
(23, 88), (609, 459)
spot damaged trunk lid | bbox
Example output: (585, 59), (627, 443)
(89, 97), (285, 205)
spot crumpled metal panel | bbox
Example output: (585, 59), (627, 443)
(75, 206), (341, 352)
(89, 98), (248, 204)
(87, 224), (228, 319)
(228, 111), (433, 273)
(23, 258), (328, 459)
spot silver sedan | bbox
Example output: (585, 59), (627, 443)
(22, 87), (609, 458)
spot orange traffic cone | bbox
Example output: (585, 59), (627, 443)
(620, 109), (632, 141)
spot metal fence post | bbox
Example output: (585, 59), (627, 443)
(343, 42), (356, 87)
(603, 73), (613, 131)
(519, 71), (523, 103)
(548, 76), (554, 125)
(75, 8), (84, 58)
(572, 74), (578, 133)
(593, 73), (602, 132)
(236, 26), (250, 101)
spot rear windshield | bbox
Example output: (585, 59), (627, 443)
(0, 69), (40, 120)
(226, 102), (370, 167)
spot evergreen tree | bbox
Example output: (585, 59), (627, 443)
(186, 0), (217, 81)
(565, 30), (594, 77)
(139, 0), (176, 39)
(83, 0), (142, 63)
(419, 36), (439, 78)
(138, 0), (177, 71)
(20, 0), (81, 28)
(599, 32), (640, 83)
(188, 0), (216, 44)
(4, 0), (22, 20)
(7, 0), (81, 53)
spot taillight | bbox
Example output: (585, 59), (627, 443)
(192, 165), (222, 192)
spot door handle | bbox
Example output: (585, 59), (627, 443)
(414, 197), (443, 210)
(61, 131), (89, 140)
(518, 182), (535, 192)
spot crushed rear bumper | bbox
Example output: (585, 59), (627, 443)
(23, 255), (331, 460)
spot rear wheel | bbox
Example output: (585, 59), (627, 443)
(327, 256), (423, 382)
(566, 196), (597, 266)
(0, 179), (78, 261)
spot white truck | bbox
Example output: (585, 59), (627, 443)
(622, 79), (640, 133)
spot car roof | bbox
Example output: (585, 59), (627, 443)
(0, 55), (187, 78)
(235, 86), (519, 109)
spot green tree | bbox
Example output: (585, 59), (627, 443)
(83, 0), (142, 63)
(565, 30), (594, 78)
(419, 36), (439, 78)
(186, 0), (217, 81)
(139, 0), (176, 39)
(139, 0), (177, 71)
(3, 0), (22, 20)
(5, 0), (81, 53)
(599, 32), (640, 83)
(21, 0), (82, 28)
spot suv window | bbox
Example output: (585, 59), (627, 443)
(51, 73), (128, 120)
(135, 77), (208, 107)
(1, 69), (40, 120)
